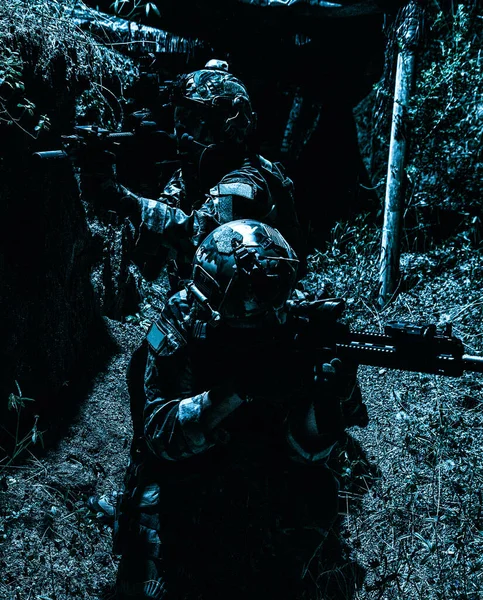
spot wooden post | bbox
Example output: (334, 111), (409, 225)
(377, 1), (422, 308)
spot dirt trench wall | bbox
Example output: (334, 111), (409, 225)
(0, 143), (100, 413)
(0, 1), (140, 439)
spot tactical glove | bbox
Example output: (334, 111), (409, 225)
(313, 357), (368, 428)
(67, 141), (116, 174)
(284, 359), (348, 462)
(227, 349), (306, 406)
(312, 359), (346, 432)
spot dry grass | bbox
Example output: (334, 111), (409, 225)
(309, 227), (483, 599)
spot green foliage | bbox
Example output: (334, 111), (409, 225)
(304, 213), (380, 325)
(356, 4), (482, 247)
(0, 47), (24, 91)
(112, 0), (161, 18)
(0, 0), (138, 137)
(0, 46), (51, 137)
(8, 380), (34, 412)
(2, 382), (44, 470)
(406, 5), (483, 242)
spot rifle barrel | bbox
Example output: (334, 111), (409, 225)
(32, 150), (68, 160)
(462, 355), (483, 373)
(32, 130), (174, 161)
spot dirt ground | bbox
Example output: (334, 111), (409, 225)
(1, 241), (482, 600)
(0, 319), (144, 600)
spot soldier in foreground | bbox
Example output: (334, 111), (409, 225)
(75, 60), (305, 523)
(114, 220), (363, 599)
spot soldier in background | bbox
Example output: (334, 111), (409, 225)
(114, 220), (364, 600)
(76, 59), (304, 291)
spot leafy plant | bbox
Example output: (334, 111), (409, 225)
(0, 0), (139, 139)
(1, 381), (44, 470)
(0, 47), (51, 138)
(111, 0), (161, 18)
(407, 5), (483, 223)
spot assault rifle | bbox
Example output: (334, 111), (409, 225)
(288, 298), (483, 377)
(32, 119), (176, 162)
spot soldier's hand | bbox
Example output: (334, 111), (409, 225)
(63, 128), (116, 173)
(313, 358), (368, 429)
(311, 359), (345, 431)
(230, 355), (305, 407)
(315, 358), (346, 396)
(66, 141), (116, 172)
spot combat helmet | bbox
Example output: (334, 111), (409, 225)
(170, 60), (255, 147)
(188, 220), (299, 325)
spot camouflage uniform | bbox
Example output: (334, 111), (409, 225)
(115, 289), (360, 600)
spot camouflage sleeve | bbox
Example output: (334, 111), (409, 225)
(76, 163), (218, 254)
(142, 294), (245, 461)
(135, 162), (276, 256)
(135, 196), (221, 256)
